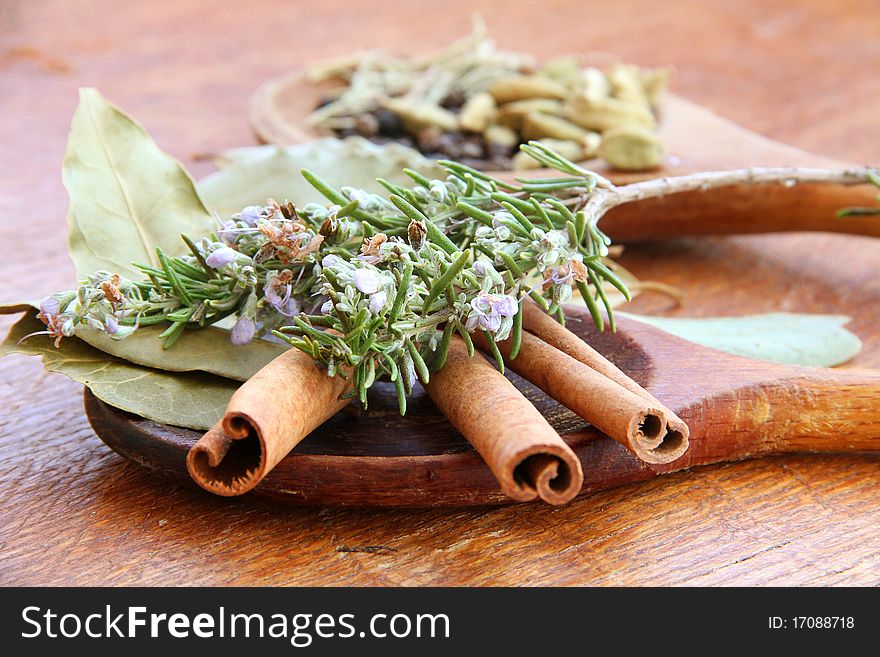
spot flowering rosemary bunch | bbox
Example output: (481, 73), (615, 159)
(37, 143), (629, 413)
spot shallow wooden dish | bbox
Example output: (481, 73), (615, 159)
(249, 70), (737, 179)
(87, 308), (880, 506)
(250, 69), (852, 179)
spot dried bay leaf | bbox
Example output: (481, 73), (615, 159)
(2, 301), (282, 381)
(47, 89), (291, 384)
(622, 312), (862, 367)
(1, 313), (236, 431)
(198, 137), (445, 217)
(74, 324), (285, 382)
(63, 88), (216, 280)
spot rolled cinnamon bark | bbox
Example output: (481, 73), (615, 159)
(520, 300), (689, 462)
(425, 336), (583, 504)
(474, 329), (680, 464)
(186, 348), (352, 496)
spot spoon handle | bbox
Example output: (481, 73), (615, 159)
(603, 182), (880, 242)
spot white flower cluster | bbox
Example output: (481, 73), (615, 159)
(318, 255), (397, 319)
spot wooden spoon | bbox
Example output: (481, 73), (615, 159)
(86, 306), (880, 507)
(593, 96), (880, 241)
(249, 72), (880, 240)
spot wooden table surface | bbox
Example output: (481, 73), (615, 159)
(2, 0), (879, 586)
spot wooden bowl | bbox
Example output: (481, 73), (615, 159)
(250, 71), (343, 145)
(87, 307), (880, 506)
(248, 70), (853, 186)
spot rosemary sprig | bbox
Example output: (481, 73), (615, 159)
(35, 144), (878, 414)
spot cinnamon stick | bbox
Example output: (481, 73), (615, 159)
(474, 329), (680, 464)
(425, 336), (583, 504)
(186, 348), (352, 496)
(520, 300), (689, 462)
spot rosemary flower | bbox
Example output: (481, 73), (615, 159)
(205, 246), (240, 269)
(353, 269), (380, 295)
(231, 317), (256, 345)
(466, 291), (518, 339)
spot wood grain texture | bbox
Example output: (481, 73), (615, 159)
(1, 0), (879, 586)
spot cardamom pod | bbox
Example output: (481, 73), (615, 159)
(563, 95), (656, 132)
(580, 131), (602, 158)
(575, 67), (612, 104)
(488, 75), (568, 104)
(458, 92), (497, 133)
(639, 67), (672, 108)
(521, 112), (591, 142)
(607, 64), (649, 106)
(483, 123), (519, 149)
(598, 126), (663, 171)
(496, 98), (563, 130)
(382, 98), (459, 134)
(537, 55), (582, 86)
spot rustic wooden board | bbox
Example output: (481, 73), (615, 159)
(3, 0), (880, 586)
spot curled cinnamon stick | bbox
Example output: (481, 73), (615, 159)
(425, 336), (583, 504)
(475, 329), (678, 464)
(186, 348), (352, 496)
(520, 301), (689, 462)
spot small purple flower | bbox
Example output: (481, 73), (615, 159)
(219, 220), (239, 245)
(238, 205), (263, 226)
(39, 295), (60, 316)
(472, 261), (491, 277)
(492, 294), (518, 317)
(104, 315), (119, 335)
(466, 292), (517, 333)
(471, 294), (493, 315)
(369, 290), (388, 315)
(206, 246), (239, 269)
(322, 254), (343, 269)
(264, 279), (298, 317)
(481, 311), (503, 332)
(353, 269), (380, 295)
(231, 316), (256, 345)
(264, 277), (286, 301)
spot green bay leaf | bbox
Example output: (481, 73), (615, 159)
(63, 88), (216, 279)
(4, 300), (283, 382)
(1, 313), (236, 430)
(74, 323), (285, 381)
(621, 312), (862, 367)
(198, 137), (445, 217)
